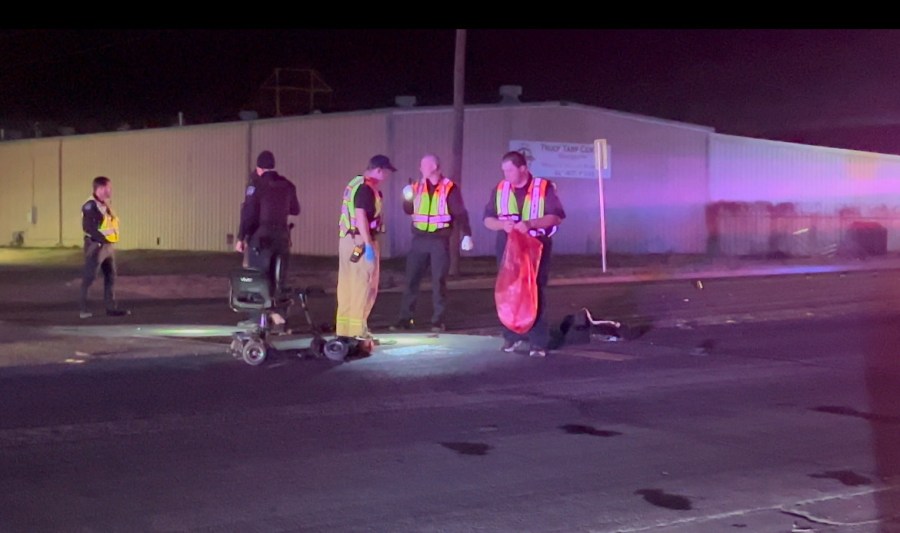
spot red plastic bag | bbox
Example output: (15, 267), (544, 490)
(495, 230), (544, 334)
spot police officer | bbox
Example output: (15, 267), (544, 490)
(391, 153), (473, 332)
(235, 150), (300, 325)
(79, 176), (130, 319)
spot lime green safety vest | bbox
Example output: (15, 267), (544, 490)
(339, 176), (383, 237)
(494, 176), (557, 237)
(411, 177), (453, 232)
(85, 197), (120, 243)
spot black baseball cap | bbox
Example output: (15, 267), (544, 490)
(368, 154), (397, 171)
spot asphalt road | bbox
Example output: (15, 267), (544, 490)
(1, 265), (899, 532)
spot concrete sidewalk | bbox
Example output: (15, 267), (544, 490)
(97, 253), (900, 301)
(544, 255), (900, 287)
(3, 246), (900, 301)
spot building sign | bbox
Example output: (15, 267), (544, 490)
(509, 139), (610, 179)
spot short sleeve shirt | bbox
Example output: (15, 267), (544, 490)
(353, 181), (379, 220)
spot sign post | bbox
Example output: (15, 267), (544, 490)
(594, 139), (609, 273)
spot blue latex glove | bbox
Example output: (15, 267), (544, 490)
(364, 243), (376, 262)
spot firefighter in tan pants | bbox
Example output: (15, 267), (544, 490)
(335, 154), (396, 353)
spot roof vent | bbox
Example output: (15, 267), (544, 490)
(395, 95), (417, 108)
(499, 85), (522, 104)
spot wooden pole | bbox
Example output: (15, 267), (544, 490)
(450, 29), (467, 276)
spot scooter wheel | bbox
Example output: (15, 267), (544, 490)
(242, 338), (267, 366)
(323, 338), (349, 362)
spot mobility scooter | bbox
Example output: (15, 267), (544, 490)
(227, 258), (360, 365)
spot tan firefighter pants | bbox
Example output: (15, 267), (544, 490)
(335, 235), (380, 338)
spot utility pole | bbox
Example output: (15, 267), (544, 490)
(449, 29), (466, 276)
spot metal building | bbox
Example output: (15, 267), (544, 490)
(1, 97), (898, 257)
(709, 134), (900, 255)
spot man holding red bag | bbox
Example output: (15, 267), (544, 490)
(483, 150), (566, 357)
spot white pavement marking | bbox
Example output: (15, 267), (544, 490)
(607, 485), (899, 532)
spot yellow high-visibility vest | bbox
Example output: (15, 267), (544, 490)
(411, 177), (453, 232)
(495, 176), (557, 237)
(85, 197), (120, 243)
(339, 176), (382, 237)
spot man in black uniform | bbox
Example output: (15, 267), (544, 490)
(235, 150), (300, 325)
(79, 176), (130, 319)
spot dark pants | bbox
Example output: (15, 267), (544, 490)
(496, 235), (553, 350)
(80, 240), (117, 312)
(399, 232), (450, 325)
(246, 232), (291, 320)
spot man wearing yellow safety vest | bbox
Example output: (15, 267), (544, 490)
(390, 153), (472, 332)
(79, 176), (130, 319)
(483, 150), (566, 358)
(335, 154), (396, 353)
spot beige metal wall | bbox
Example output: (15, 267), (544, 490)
(709, 134), (900, 252)
(249, 112), (391, 256)
(59, 124), (250, 251)
(710, 133), (900, 209)
(0, 113), (395, 256)
(0, 139), (62, 247)
(0, 104), (716, 257)
(502, 105), (710, 255)
(582, 107), (711, 255)
(387, 104), (712, 256)
(26, 103), (900, 257)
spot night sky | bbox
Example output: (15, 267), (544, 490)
(2, 29), (899, 150)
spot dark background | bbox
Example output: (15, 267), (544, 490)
(2, 29), (898, 152)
